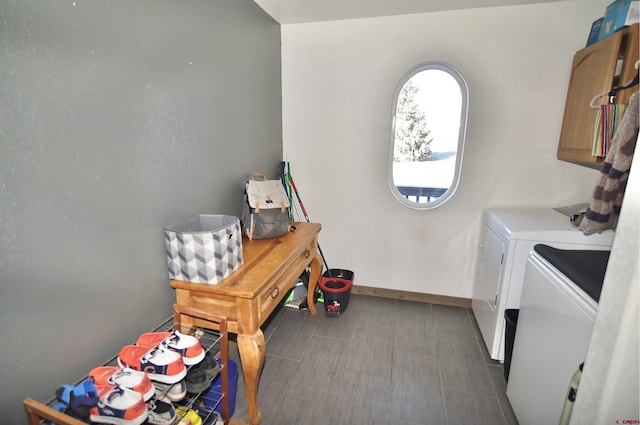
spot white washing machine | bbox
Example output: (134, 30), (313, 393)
(506, 245), (610, 425)
(471, 207), (614, 361)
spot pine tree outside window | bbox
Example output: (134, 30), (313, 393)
(388, 62), (469, 210)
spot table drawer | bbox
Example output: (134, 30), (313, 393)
(175, 289), (239, 331)
(257, 239), (317, 322)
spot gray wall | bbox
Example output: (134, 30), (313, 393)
(0, 1), (281, 421)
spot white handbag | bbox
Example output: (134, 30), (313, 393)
(241, 173), (291, 240)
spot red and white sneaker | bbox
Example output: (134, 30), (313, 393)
(89, 366), (155, 402)
(118, 345), (186, 384)
(136, 330), (205, 366)
(90, 384), (148, 425)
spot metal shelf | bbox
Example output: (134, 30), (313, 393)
(24, 305), (230, 425)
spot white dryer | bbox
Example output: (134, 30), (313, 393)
(471, 207), (614, 361)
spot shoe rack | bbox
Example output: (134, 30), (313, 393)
(23, 304), (232, 425)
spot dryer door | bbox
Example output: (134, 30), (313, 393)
(472, 224), (505, 357)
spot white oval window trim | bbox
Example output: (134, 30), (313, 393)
(388, 61), (469, 210)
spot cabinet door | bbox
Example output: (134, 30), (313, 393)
(557, 30), (625, 168)
(618, 24), (639, 105)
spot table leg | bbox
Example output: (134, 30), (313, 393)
(237, 329), (266, 425)
(306, 253), (323, 315)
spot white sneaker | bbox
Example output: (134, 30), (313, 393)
(153, 380), (187, 403)
(89, 385), (148, 425)
(118, 345), (186, 384)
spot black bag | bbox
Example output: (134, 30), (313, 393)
(241, 173), (291, 240)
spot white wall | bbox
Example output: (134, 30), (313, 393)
(281, 0), (608, 299)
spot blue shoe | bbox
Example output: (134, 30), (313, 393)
(55, 378), (99, 419)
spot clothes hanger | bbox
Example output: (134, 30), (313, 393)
(589, 61), (640, 109)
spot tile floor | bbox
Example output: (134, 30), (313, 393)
(227, 294), (519, 425)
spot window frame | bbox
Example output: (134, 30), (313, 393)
(388, 61), (469, 210)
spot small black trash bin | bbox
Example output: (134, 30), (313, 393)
(319, 269), (354, 317)
(504, 309), (519, 382)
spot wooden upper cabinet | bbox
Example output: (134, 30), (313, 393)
(557, 24), (639, 169)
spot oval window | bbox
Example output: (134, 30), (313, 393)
(388, 61), (469, 210)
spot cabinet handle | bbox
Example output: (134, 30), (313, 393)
(271, 287), (279, 299)
(304, 249), (310, 259)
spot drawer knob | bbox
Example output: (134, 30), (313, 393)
(271, 287), (279, 298)
(304, 249), (311, 258)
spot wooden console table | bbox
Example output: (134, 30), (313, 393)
(170, 222), (322, 425)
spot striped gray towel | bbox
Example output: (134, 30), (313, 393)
(581, 91), (639, 235)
